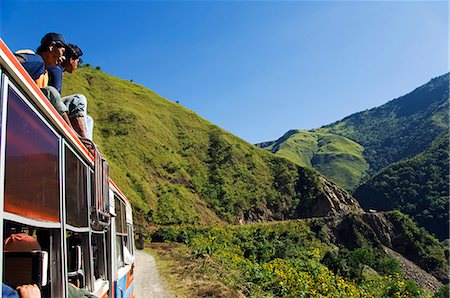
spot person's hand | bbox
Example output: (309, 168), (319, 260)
(16, 284), (41, 298)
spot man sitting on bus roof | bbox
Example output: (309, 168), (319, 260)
(47, 44), (93, 139)
(15, 33), (74, 131)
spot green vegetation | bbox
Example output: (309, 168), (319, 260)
(150, 218), (437, 297)
(261, 74), (448, 187)
(62, 67), (448, 296)
(259, 130), (369, 190)
(259, 74), (449, 240)
(63, 66), (337, 227)
(319, 74), (449, 175)
(385, 211), (449, 280)
(355, 133), (449, 240)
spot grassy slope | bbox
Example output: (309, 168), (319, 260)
(259, 130), (369, 191)
(62, 66), (338, 227)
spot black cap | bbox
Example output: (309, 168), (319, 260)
(65, 44), (83, 59)
(40, 32), (69, 48)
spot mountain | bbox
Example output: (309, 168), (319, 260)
(319, 73), (449, 175)
(354, 132), (449, 240)
(259, 74), (449, 191)
(62, 66), (361, 228)
(256, 130), (369, 191)
(62, 67), (449, 296)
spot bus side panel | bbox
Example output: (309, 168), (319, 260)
(114, 268), (134, 298)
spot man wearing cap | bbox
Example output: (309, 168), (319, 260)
(47, 44), (92, 139)
(15, 32), (73, 129)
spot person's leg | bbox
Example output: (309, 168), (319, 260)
(63, 94), (88, 138)
(40, 86), (72, 127)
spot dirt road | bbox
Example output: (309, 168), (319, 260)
(134, 249), (173, 298)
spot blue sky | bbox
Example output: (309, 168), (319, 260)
(0, 1), (448, 143)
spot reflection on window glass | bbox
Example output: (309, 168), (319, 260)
(4, 87), (60, 221)
(65, 147), (88, 227)
(92, 233), (106, 281)
(115, 197), (122, 234)
(116, 235), (124, 268)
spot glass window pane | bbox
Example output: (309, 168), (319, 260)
(114, 197), (122, 234)
(116, 235), (124, 268)
(121, 203), (126, 234)
(4, 87), (60, 222)
(92, 233), (106, 281)
(65, 147), (88, 227)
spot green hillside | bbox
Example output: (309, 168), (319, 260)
(61, 67), (449, 297)
(259, 74), (448, 192)
(319, 73), (449, 175)
(354, 133), (449, 240)
(258, 130), (369, 190)
(62, 66), (359, 228)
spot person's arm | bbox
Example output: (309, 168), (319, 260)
(16, 284), (41, 298)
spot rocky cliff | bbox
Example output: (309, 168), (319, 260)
(328, 211), (449, 286)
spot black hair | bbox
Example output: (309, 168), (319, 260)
(65, 44), (83, 59)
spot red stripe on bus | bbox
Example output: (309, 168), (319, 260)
(126, 269), (134, 289)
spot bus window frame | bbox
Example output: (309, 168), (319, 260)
(91, 230), (108, 291)
(114, 196), (127, 270)
(4, 79), (62, 223)
(0, 68), (7, 287)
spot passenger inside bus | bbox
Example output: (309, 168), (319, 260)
(3, 233), (43, 298)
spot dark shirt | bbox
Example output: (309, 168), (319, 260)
(47, 65), (64, 94)
(15, 53), (45, 81)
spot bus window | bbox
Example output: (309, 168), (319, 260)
(115, 197), (127, 268)
(91, 233), (107, 282)
(3, 221), (64, 298)
(66, 232), (91, 290)
(65, 146), (88, 227)
(4, 86), (60, 222)
(127, 224), (134, 256)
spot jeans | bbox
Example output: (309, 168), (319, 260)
(39, 91), (94, 140)
(40, 86), (68, 115)
(63, 94), (94, 140)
